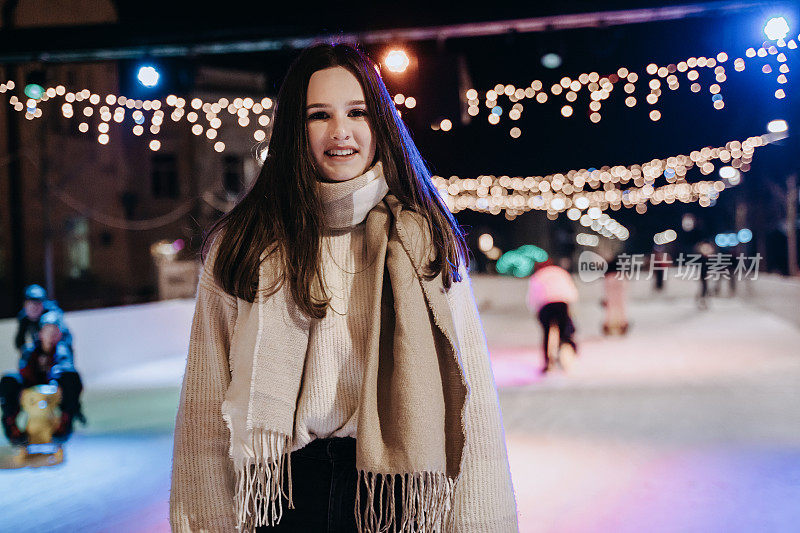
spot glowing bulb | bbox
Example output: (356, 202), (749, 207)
(767, 119), (788, 133)
(478, 233), (494, 252)
(384, 50), (410, 73)
(137, 66), (160, 88)
(764, 17), (790, 40)
(541, 53), (562, 69)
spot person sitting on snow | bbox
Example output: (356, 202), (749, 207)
(1, 312), (85, 446)
(15, 284), (73, 355)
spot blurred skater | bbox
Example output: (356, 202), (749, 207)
(602, 255), (629, 335)
(696, 241), (715, 310)
(650, 245), (671, 293)
(527, 259), (579, 373)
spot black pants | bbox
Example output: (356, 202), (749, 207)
(538, 302), (576, 366)
(0, 372), (83, 434)
(258, 437), (359, 533)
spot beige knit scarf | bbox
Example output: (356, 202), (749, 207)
(221, 162), (469, 532)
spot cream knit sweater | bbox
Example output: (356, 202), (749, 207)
(292, 223), (370, 449)
(170, 171), (519, 532)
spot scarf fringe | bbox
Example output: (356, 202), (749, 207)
(233, 429), (293, 532)
(355, 470), (455, 533)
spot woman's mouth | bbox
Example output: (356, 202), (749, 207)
(324, 148), (359, 161)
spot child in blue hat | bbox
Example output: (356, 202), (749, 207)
(15, 284), (73, 354)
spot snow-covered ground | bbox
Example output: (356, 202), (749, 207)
(1, 274), (798, 532)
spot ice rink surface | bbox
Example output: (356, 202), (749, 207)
(1, 275), (799, 532)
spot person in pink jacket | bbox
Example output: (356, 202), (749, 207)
(526, 260), (579, 373)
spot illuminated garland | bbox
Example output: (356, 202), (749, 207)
(456, 36), (797, 137)
(2, 31), (796, 151)
(0, 36), (788, 239)
(2, 35), (794, 150)
(0, 80), (416, 154)
(432, 133), (776, 239)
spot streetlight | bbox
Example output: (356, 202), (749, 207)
(764, 17), (790, 40)
(137, 65), (160, 88)
(384, 50), (410, 73)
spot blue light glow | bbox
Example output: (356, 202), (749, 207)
(134, 115), (145, 125)
(24, 84), (44, 100)
(764, 17), (790, 40)
(715, 233), (739, 247)
(496, 245), (549, 278)
(137, 66), (160, 88)
(541, 53), (562, 69)
(738, 228), (753, 243)
(491, 106), (502, 116)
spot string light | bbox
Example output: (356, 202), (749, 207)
(3, 81), (372, 153)
(461, 38), (796, 135)
(432, 134), (773, 232)
(0, 35), (790, 181)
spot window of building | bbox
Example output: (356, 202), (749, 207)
(223, 154), (244, 199)
(65, 217), (90, 279)
(152, 154), (179, 199)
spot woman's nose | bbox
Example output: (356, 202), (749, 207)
(330, 116), (350, 140)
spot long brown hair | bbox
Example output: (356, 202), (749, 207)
(203, 42), (469, 319)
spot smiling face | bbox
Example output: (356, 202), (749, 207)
(305, 66), (377, 182)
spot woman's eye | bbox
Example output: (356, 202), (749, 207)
(349, 109), (367, 117)
(307, 112), (328, 120)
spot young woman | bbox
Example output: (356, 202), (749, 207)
(170, 43), (518, 533)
